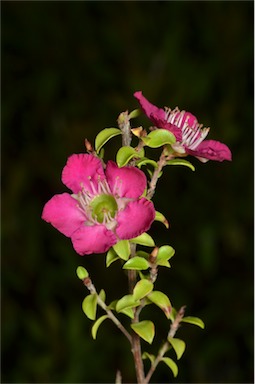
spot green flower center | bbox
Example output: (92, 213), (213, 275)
(90, 194), (118, 223)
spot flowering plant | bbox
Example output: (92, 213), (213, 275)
(42, 92), (231, 383)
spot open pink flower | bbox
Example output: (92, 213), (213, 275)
(134, 91), (232, 163)
(42, 154), (155, 255)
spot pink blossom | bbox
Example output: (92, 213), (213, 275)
(42, 154), (155, 255)
(134, 91), (232, 163)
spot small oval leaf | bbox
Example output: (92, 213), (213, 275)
(116, 294), (140, 312)
(113, 240), (130, 261)
(161, 357), (178, 377)
(154, 211), (169, 228)
(136, 158), (158, 169)
(181, 316), (205, 329)
(142, 352), (155, 364)
(76, 266), (89, 280)
(116, 146), (143, 167)
(166, 158), (195, 172)
(148, 291), (172, 319)
(82, 294), (97, 320)
(91, 315), (108, 340)
(133, 279), (153, 300)
(106, 248), (119, 267)
(123, 257), (150, 271)
(130, 233), (155, 247)
(128, 108), (141, 119)
(142, 129), (176, 148)
(157, 245), (175, 261)
(131, 320), (155, 344)
(168, 337), (186, 360)
(95, 128), (121, 153)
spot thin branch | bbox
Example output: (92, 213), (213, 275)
(144, 306), (186, 383)
(83, 277), (132, 344)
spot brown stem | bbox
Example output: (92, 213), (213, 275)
(83, 277), (132, 344)
(144, 306), (186, 383)
(118, 111), (132, 147)
(146, 151), (167, 200)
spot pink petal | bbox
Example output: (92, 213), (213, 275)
(71, 225), (117, 255)
(42, 193), (86, 237)
(134, 91), (165, 121)
(106, 161), (147, 199)
(116, 198), (155, 239)
(62, 154), (105, 194)
(186, 140), (232, 162)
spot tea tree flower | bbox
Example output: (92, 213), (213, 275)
(42, 154), (155, 255)
(134, 91), (232, 163)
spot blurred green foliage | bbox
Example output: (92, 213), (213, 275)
(2, 1), (253, 383)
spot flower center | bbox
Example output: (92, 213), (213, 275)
(90, 194), (118, 223)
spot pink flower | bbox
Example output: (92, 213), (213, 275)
(134, 91), (232, 163)
(42, 154), (155, 255)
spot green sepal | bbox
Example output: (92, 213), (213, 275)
(116, 146), (144, 167)
(147, 291), (172, 319)
(157, 245), (175, 262)
(142, 129), (176, 148)
(133, 279), (154, 300)
(130, 233), (155, 247)
(166, 158), (195, 172)
(128, 108), (141, 119)
(131, 320), (155, 344)
(161, 357), (178, 377)
(91, 315), (108, 340)
(181, 316), (205, 329)
(106, 248), (119, 267)
(154, 211), (169, 228)
(95, 128), (121, 153)
(123, 257), (150, 271)
(113, 240), (130, 261)
(76, 266), (89, 280)
(116, 294), (140, 312)
(167, 337), (186, 360)
(142, 352), (155, 364)
(82, 294), (97, 320)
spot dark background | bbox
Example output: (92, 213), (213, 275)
(2, 1), (253, 383)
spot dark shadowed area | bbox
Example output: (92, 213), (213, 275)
(2, 1), (253, 383)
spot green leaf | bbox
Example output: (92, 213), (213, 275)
(91, 315), (108, 340)
(116, 295), (140, 312)
(142, 352), (155, 364)
(154, 211), (169, 228)
(116, 146), (143, 167)
(157, 245), (175, 262)
(157, 259), (171, 268)
(131, 320), (155, 344)
(123, 257), (150, 271)
(119, 307), (135, 319)
(130, 233), (155, 247)
(76, 266), (89, 280)
(147, 291), (172, 319)
(82, 294), (97, 320)
(166, 158), (195, 172)
(167, 337), (186, 360)
(106, 248), (119, 267)
(136, 157), (158, 169)
(181, 316), (205, 329)
(133, 279), (153, 300)
(95, 128), (121, 153)
(99, 289), (106, 303)
(161, 357), (178, 377)
(128, 108), (141, 119)
(142, 129), (176, 148)
(113, 240), (130, 261)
